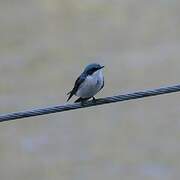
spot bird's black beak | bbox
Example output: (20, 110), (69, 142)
(100, 65), (104, 69)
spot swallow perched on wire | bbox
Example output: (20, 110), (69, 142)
(67, 63), (104, 103)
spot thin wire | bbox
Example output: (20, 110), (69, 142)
(0, 84), (180, 122)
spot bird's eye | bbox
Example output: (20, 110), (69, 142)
(87, 67), (99, 75)
(94, 67), (99, 71)
(89, 70), (94, 74)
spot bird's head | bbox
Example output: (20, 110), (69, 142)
(83, 63), (104, 75)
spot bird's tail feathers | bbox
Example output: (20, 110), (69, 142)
(67, 91), (73, 102)
(67, 91), (72, 95)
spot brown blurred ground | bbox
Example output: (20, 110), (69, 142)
(0, 0), (180, 180)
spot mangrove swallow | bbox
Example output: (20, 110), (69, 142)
(67, 63), (104, 103)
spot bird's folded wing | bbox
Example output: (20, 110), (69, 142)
(67, 74), (86, 101)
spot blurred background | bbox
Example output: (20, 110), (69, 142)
(0, 0), (180, 179)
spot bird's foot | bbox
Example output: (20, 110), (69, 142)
(92, 96), (97, 103)
(75, 97), (89, 106)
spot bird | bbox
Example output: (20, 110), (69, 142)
(67, 63), (104, 103)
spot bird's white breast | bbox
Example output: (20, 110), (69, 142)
(76, 70), (104, 98)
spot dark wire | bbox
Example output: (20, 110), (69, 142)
(0, 84), (180, 122)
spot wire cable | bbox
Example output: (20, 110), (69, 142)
(0, 84), (180, 122)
